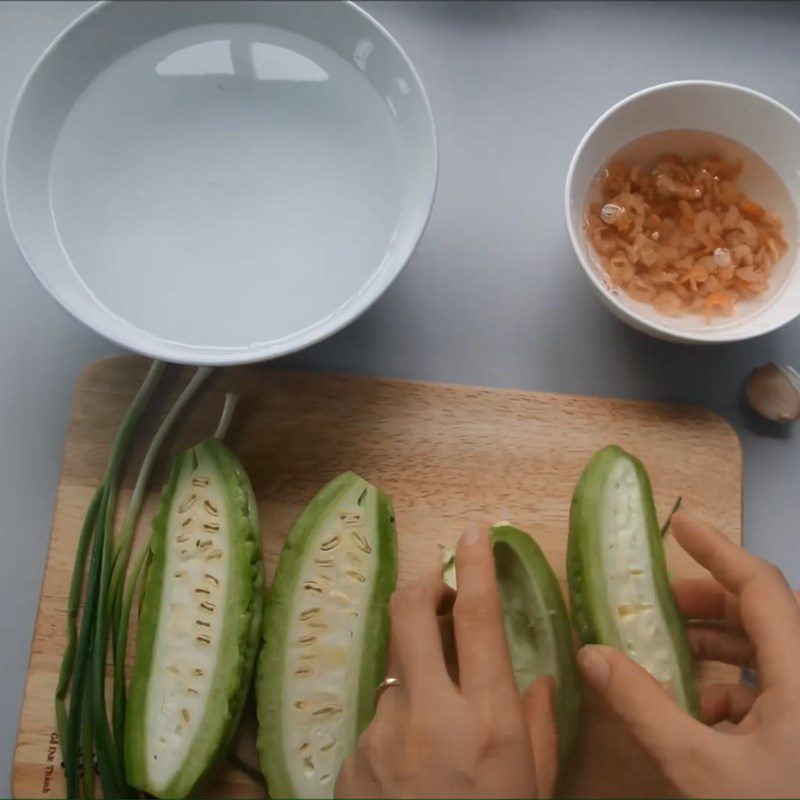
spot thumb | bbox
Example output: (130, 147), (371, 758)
(522, 675), (559, 799)
(577, 645), (715, 785)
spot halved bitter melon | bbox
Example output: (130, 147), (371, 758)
(257, 471), (397, 799)
(568, 445), (698, 714)
(491, 525), (580, 761)
(125, 439), (263, 798)
(442, 525), (580, 762)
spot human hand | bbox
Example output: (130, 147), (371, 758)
(336, 524), (559, 798)
(577, 510), (800, 798)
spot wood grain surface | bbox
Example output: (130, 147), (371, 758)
(13, 357), (742, 798)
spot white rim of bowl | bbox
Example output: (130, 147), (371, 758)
(564, 79), (800, 344)
(2, 0), (439, 365)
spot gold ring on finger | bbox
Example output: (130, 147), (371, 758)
(375, 676), (401, 702)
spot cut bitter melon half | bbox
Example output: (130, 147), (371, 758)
(491, 525), (580, 762)
(125, 439), (263, 798)
(441, 525), (580, 763)
(568, 445), (698, 714)
(257, 471), (397, 799)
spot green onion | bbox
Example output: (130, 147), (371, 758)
(58, 363), (213, 798)
(64, 360), (164, 798)
(55, 486), (101, 767)
(92, 477), (128, 796)
(80, 651), (95, 798)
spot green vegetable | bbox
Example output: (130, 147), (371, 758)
(110, 367), (212, 760)
(60, 360), (165, 799)
(440, 526), (580, 763)
(491, 525), (580, 761)
(56, 484), (102, 795)
(568, 445), (698, 714)
(257, 472), (397, 799)
(56, 363), (216, 798)
(125, 438), (263, 798)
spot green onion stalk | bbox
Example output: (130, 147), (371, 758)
(56, 362), (213, 798)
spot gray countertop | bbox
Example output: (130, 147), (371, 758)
(2, 1), (799, 792)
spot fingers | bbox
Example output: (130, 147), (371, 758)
(672, 579), (753, 666)
(389, 569), (454, 698)
(700, 683), (760, 725)
(452, 524), (516, 698)
(672, 511), (800, 689)
(686, 625), (755, 666)
(523, 676), (559, 799)
(335, 745), (382, 799)
(671, 512), (754, 594)
(671, 578), (735, 622)
(577, 645), (716, 781)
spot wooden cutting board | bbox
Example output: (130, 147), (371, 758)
(13, 357), (742, 798)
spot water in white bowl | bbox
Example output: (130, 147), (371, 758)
(49, 22), (405, 350)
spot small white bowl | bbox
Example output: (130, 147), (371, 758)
(565, 80), (800, 344)
(3, 1), (437, 364)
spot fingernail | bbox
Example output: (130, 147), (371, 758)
(459, 523), (482, 547)
(577, 646), (610, 688)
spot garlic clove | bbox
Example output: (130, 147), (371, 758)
(745, 363), (800, 423)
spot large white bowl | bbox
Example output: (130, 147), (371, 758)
(565, 81), (800, 344)
(3, 1), (437, 364)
